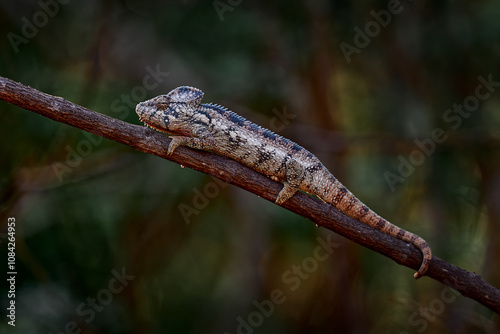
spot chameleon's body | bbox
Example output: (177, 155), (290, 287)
(136, 86), (432, 278)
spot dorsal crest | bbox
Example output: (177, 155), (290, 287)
(167, 86), (204, 108)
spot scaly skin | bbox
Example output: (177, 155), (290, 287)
(136, 86), (432, 278)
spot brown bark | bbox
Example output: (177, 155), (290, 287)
(1, 75), (499, 314)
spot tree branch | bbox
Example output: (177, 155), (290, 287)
(1, 75), (499, 314)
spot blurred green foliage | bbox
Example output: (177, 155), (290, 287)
(1, 0), (499, 333)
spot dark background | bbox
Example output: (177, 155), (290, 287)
(1, 0), (499, 333)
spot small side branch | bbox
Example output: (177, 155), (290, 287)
(1, 75), (499, 314)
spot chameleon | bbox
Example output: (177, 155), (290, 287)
(136, 86), (432, 279)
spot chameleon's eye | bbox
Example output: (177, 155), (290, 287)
(152, 95), (171, 110)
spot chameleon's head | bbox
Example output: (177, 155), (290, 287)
(136, 86), (204, 134)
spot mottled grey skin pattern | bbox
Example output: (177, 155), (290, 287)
(136, 86), (432, 278)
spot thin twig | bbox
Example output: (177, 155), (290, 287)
(1, 75), (499, 314)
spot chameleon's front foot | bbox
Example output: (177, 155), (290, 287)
(167, 136), (217, 156)
(167, 136), (182, 156)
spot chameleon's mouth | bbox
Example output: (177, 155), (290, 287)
(136, 100), (170, 134)
(139, 118), (170, 134)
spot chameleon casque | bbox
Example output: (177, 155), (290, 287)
(136, 86), (432, 278)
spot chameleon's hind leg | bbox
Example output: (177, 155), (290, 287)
(276, 182), (298, 205)
(275, 158), (305, 205)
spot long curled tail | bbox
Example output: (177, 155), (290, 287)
(316, 172), (432, 279)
